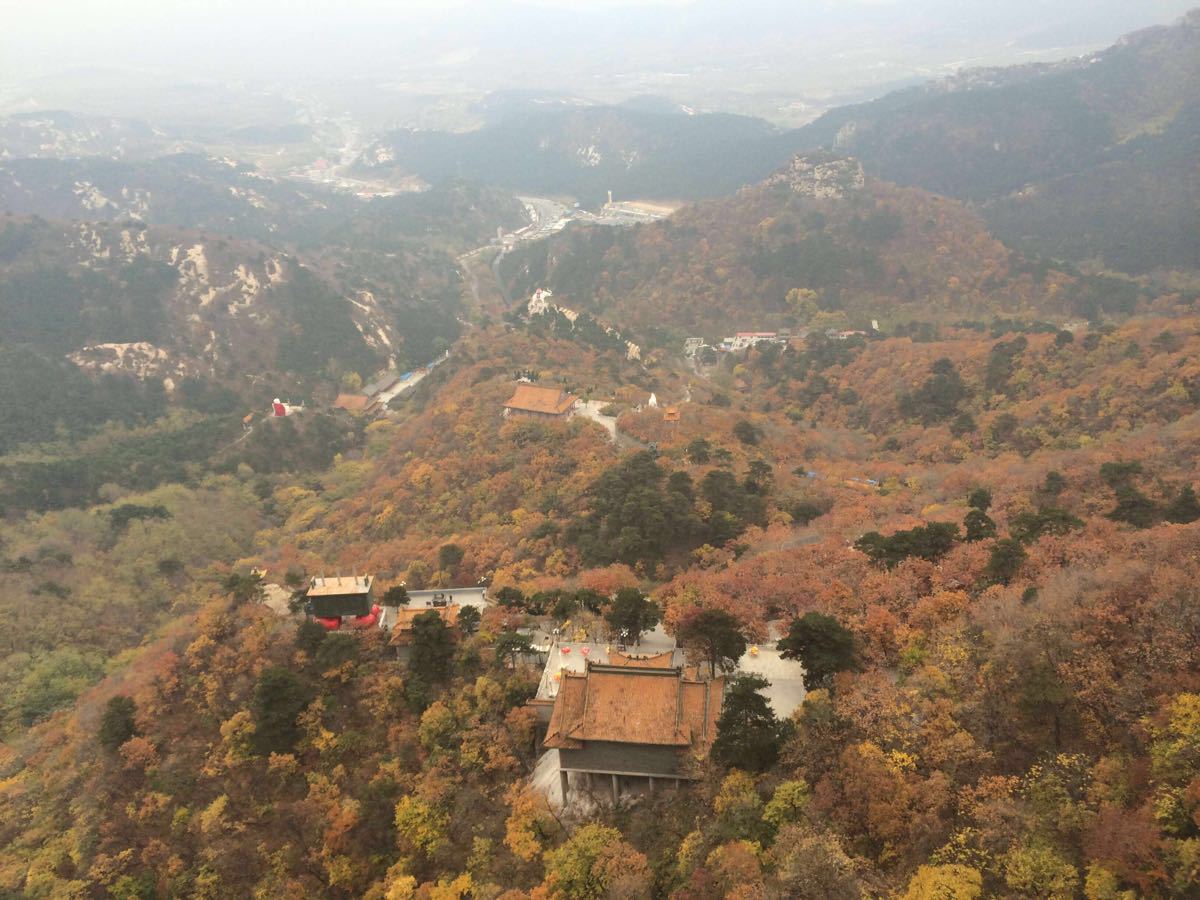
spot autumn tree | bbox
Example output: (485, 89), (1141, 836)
(685, 437), (712, 464)
(733, 420), (762, 446)
(224, 571), (264, 605)
(410, 611), (456, 684)
(1010, 507), (1083, 544)
(503, 784), (559, 863)
(1003, 843), (1079, 899)
(778, 612), (856, 688)
(900, 358), (969, 424)
(985, 538), (1027, 585)
(855, 522), (959, 568)
(963, 509), (997, 542)
(712, 674), (782, 771)
(251, 667), (311, 754)
(382, 585), (409, 606)
(98, 695), (138, 751)
(902, 864), (983, 899)
(438, 543), (465, 574)
(458, 605), (481, 636)
(494, 631), (534, 669)
(771, 826), (862, 899)
(540, 824), (651, 900)
(295, 619), (328, 657)
(1164, 485), (1200, 524)
(603, 588), (660, 646)
(676, 608), (746, 677)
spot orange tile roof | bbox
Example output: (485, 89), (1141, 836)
(544, 663), (724, 752)
(545, 671), (588, 748)
(608, 649), (675, 669)
(503, 384), (577, 416)
(663, 406), (681, 422)
(334, 393), (371, 412)
(389, 605), (459, 644)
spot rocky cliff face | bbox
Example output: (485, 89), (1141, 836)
(765, 155), (865, 199)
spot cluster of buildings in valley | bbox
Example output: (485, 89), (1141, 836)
(684, 325), (872, 360)
(249, 354), (449, 430)
(481, 194), (674, 256)
(287, 570), (804, 809)
(332, 353), (450, 417)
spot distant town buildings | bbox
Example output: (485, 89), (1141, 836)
(719, 332), (791, 352)
(332, 357), (449, 418)
(685, 325), (870, 359)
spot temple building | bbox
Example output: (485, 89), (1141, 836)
(543, 657), (724, 802)
(502, 384), (578, 420)
(305, 575), (375, 620)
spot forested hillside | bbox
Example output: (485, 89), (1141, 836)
(354, 106), (781, 207)
(0, 156), (524, 514)
(4, 290), (1200, 894)
(0, 156), (524, 250)
(1, 12), (1199, 899)
(357, 13), (1199, 276)
(0, 213), (459, 496)
(500, 161), (1144, 343)
(784, 10), (1200, 272)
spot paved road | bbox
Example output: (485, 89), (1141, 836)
(575, 400), (649, 451)
(375, 353), (449, 408)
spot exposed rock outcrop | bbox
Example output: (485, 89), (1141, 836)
(766, 155), (865, 199)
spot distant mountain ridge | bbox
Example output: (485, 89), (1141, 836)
(499, 153), (1142, 341)
(0, 218), (371, 380)
(353, 106), (782, 206)
(0, 153), (525, 251)
(0, 110), (185, 160)
(365, 12), (1199, 275)
(786, 10), (1200, 272)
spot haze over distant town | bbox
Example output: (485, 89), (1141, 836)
(3, 0), (1195, 127)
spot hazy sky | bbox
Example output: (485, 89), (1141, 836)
(5, 1), (1193, 70)
(2, 0), (1195, 120)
